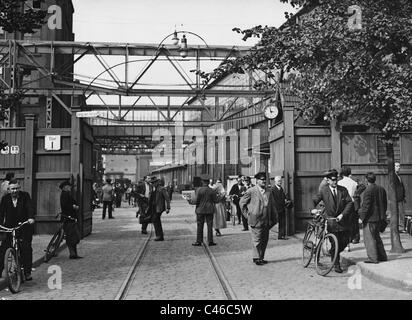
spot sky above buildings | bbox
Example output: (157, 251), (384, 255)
(70, 0), (296, 106)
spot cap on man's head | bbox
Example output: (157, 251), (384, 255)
(254, 172), (266, 180)
(324, 169), (338, 179)
(150, 176), (160, 183)
(59, 180), (71, 190)
(200, 174), (211, 182)
(106, 178), (112, 183)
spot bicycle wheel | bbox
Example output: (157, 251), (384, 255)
(315, 233), (338, 276)
(302, 224), (316, 267)
(4, 248), (21, 294)
(44, 228), (64, 262)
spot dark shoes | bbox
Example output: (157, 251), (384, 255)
(208, 242), (217, 246)
(25, 274), (33, 281)
(141, 230), (148, 234)
(154, 237), (164, 241)
(242, 228), (248, 231)
(364, 260), (379, 264)
(70, 255), (83, 259)
(334, 265), (343, 273)
(215, 231), (222, 236)
(192, 242), (202, 246)
(253, 258), (267, 265)
(109, 217), (115, 219)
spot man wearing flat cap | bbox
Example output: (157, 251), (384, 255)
(60, 181), (82, 259)
(239, 172), (278, 265)
(147, 176), (170, 241)
(312, 169), (354, 273)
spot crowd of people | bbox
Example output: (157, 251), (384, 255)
(0, 161), (407, 281)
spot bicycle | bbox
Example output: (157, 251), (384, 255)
(44, 213), (77, 263)
(0, 221), (30, 294)
(302, 209), (339, 276)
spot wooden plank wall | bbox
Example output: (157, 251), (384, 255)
(0, 128), (26, 187)
(34, 128), (71, 234)
(294, 126), (331, 231)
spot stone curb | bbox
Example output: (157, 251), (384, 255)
(0, 243), (67, 292)
(294, 230), (412, 291)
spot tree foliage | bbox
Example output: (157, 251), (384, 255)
(206, 0), (412, 139)
(204, 0), (412, 252)
(0, 0), (47, 34)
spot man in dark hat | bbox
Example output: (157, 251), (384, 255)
(147, 176), (170, 241)
(59, 181), (82, 259)
(312, 169), (354, 273)
(102, 178), (114, 219)
(0, 179), (35, 280)
(240, 172), (278, 265)
(192, 174), (219, 247)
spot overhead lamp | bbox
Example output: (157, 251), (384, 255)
(180, 34), (188, 58)
(171, 31), (179, 46)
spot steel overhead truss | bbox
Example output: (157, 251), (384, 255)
(0, 39), (274, 149)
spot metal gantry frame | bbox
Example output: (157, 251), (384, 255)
(0, 39), (275, 151)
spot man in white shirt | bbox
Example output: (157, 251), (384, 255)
(338, 166), (359, 244)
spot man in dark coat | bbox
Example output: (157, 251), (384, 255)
(229, 175), (246, 229)
(137, 175), (153, 234)
(271, 176), (288, 240)
(59, 180), (82, 259)
(192, 175), (219, 246)
(394, 162), (406, 232)
(148, 177), (170, 241)
(358, 172), (388, 264)
(0, 180), (35, 280)
(312, 169), (354, 273)
(239, 172), (278, 265)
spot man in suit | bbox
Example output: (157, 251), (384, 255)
(358, 172), (388, 264)
(59, 180), (82, 259)
(271, 176), (289, 240)
(137, 175), (153, 234)
(240, 172), (278, 266)
(312, 169), (354, 273)
(102, 178), (114, 219)
(229, 175), (247, 230)
(0, 180), (35, 280)
(192, 175), (219, 247)
(148, 177), (170, 241)
(394, 162), (406, 232)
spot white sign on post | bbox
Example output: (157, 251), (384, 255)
(45, 135), (61, 151)
(76, 111), (105, 118)
(10, 146), (19, 154)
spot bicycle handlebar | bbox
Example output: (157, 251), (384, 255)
(55, 213), (77, 222)
(0, 220), (30, 232)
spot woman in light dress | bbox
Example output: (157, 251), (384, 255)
(212, 179), (227, 236)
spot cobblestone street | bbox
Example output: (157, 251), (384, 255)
(1, 199), (411, 300)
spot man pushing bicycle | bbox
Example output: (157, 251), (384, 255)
(312, 169), (354, 273)
(0, 180), (35, 280)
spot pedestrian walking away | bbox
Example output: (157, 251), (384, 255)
(212, 179), (227, 236)
(0, 179), (36, 280)
(312, 169), (354, 273)
(394, 162), (407, 232)
(102, 179), (114, 219)
(148, 177), (170, 241)
(192, 174), (219, 246)
(358, 172), (388, 264)
(59, 180), (83, 259)
(239, 172), (278, 266)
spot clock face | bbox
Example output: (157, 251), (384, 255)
(263, 105), (279, 119)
